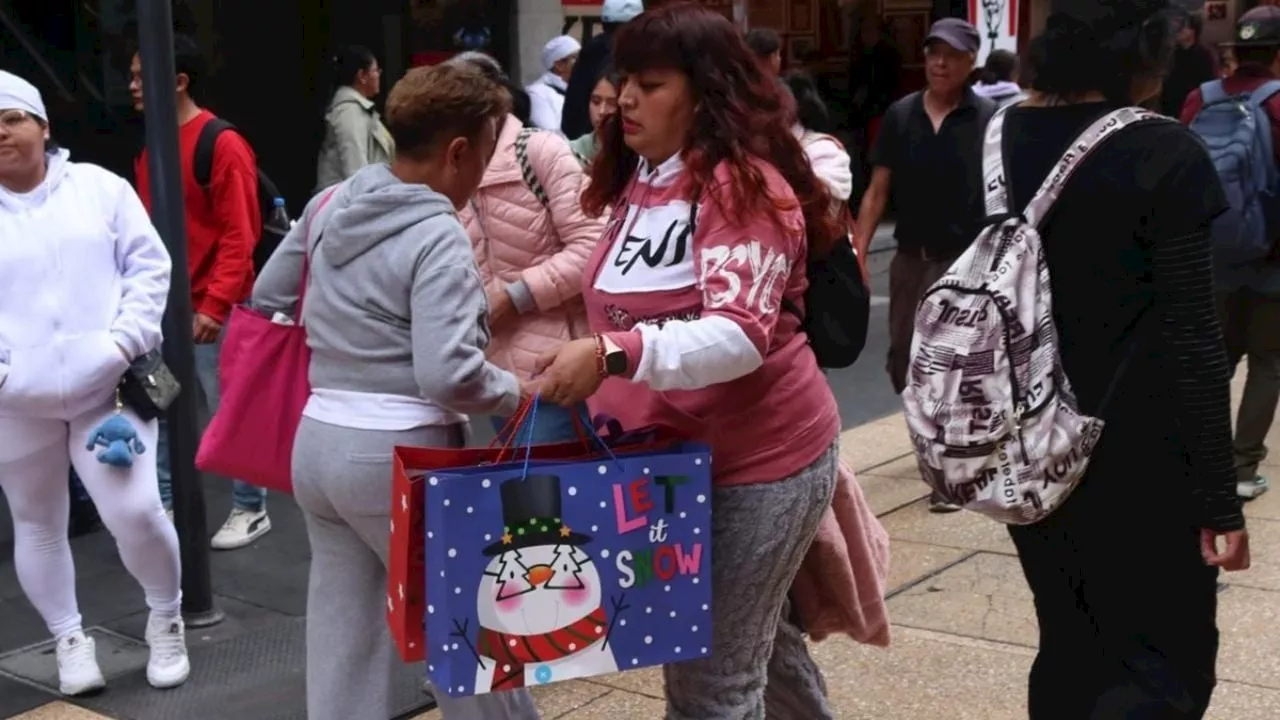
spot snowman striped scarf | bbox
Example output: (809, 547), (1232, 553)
(477, 607), (609, 690)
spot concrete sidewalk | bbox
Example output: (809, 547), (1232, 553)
(13, 370), (1280, 719)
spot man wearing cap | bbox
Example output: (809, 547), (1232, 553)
(528, 35), (581, 132)
(853, 17), (994, 513)
(1181, 5), (1280, 503)
(561, 0), (644, 138)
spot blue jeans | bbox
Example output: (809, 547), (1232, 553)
(490, 402), (591, 445)
(157, 338), (267, 512)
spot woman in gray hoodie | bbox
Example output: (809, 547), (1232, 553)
(252, 63), (537, 720)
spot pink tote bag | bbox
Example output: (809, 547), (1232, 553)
(195, 189), (337, 493)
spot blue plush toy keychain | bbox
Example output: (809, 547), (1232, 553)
(86, 389), (146, 468)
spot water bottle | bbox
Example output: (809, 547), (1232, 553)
(266, 197), (291, 237)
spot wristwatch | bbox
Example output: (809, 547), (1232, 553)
(595, 335), (628, 378)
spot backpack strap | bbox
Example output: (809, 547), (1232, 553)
(193, 117), (235, 189)
(1248, 80), (1280, 190)
(514, 127), (551, 211)
(982, 105), (1171, 228)
(1199, 79), (1228, 106)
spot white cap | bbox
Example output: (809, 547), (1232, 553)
(601, 0), (644, 24)
(541, 36), (582, 72)
(0, 70), (46, 121)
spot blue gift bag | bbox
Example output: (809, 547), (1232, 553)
(423, 418), (713, 699)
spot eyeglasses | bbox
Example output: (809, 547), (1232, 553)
(0, 109), (36, 128)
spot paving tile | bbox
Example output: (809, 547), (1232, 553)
(838, 414), (914, 473)
(886, 553), (1038, 648)
(853, 472), (930, 517)
(556, 689), (666, 719)
(1224, 517), (1280, 592)
(1216, 585), (1280, 690)
(1206, 680), (1280, 720)
(858, 454), (922, 480)
(6, 701), (115, 719)
(0, 674), (59, 719)
(879, 500), (1018, 555)
(581, 667), (664, 699)
(884, 540), (971, 595)
(810, 626), (1032, 719)
(411, 680), (615, 719)
(1243, 488), (1280, 522)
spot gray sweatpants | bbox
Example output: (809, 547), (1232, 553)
(292, 417), (540, 720)
(664, 442), (839, 720)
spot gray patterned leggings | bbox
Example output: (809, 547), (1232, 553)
(663, 443), (839, 720)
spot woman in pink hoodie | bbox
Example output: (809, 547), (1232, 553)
(533, 6), (843, 718)
(452, 53), (606, 443)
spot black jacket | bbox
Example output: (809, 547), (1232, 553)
(561, 30), (615, 139)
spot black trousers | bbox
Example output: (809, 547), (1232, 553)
(1008, 475), (1220, 719)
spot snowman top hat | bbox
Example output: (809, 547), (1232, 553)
(483, 474), (593, 556)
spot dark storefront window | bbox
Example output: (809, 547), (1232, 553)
(407, 0), (513, 69)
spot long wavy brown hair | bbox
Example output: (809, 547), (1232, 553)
(581, 3), (840, 256)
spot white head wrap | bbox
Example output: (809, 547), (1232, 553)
(541, 36), (582, 72)
(0, 70), (47, 121)
(601, 0), (644, 23)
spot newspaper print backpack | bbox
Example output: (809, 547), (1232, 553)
(901, 106), (1170, 525)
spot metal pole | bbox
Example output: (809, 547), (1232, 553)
(137, 0), (223, 628)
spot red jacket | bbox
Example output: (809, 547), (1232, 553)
(135, 110), (260, 324)
(1180, 65), (1280, 168)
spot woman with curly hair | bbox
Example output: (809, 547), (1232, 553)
(532, 4), (842, 717)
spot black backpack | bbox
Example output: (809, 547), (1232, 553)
(193, 118), (290, 273)
(787, 235), (870, 370)
(687, 195), (870, 370)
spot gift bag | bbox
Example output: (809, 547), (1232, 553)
(387, 406), (682, 662)
(423, 432), (713, 698)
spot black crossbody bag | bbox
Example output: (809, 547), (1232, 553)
(117, 348), (181, 420)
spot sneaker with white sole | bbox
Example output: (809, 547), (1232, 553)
(56, 631), (105, 696)
(210, 508), (271, 550)
(145, 613), (190, 689)
(1239, 474), (1270, 501)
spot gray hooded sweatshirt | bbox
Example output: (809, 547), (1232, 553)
(251, 163), (519, 419)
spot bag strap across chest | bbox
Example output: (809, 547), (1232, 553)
(981, 105), (1170, 228)
(514, 127), (551, 210)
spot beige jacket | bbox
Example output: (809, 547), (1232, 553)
(315, 86), (394, 192)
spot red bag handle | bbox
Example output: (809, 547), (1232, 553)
(490, 396), (594, 463)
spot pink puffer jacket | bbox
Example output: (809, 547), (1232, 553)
(458, 116), (606, 380)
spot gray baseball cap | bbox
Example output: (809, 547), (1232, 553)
(1233, 6), (1280, 47)
(925, 18), (981, 54)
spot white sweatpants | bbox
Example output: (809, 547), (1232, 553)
(0, 402), (182, 639)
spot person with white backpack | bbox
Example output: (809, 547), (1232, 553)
(1181, 6), (1280, 503)
(902, 1), (1249, 716)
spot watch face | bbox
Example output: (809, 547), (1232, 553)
(605, 350), (627, 376)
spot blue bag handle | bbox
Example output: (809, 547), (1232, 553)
(517, 396), (622, 480)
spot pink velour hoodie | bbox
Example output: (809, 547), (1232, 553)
(583, 154), (840, 487)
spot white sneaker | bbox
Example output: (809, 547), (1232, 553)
(145, 613), (190, 689)
(1239, 475), (1271, 501)
(210, 508), (271, 550)
(56, 631), (105, 696)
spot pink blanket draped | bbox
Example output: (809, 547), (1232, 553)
(791, 459), (892, 646)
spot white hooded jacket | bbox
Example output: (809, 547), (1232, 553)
(0, 149), (171, 420)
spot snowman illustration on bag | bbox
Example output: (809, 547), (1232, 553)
(465, 474), (623, 693)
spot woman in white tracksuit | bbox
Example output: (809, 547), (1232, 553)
(0, 71), (189, 696)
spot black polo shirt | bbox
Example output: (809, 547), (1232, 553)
(870, 89), (995, 257)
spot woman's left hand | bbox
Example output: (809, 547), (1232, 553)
(533, 338), (604, 406)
